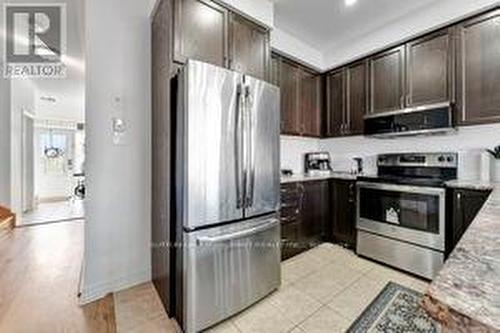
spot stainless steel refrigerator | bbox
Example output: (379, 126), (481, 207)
(173, 60), (281, 332)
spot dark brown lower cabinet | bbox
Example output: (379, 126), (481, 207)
(330, 179), (357, 248)
(445, 188), (491, 257)
(301, 180), (330, 244)
(280, 180), (329, 261)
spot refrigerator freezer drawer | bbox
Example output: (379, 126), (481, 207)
(183, 215), (281, 332)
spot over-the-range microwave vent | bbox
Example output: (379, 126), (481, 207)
(364, 102), (456, 138)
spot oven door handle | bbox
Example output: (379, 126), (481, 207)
(356, 181), (446, 196)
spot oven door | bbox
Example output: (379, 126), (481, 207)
(357, 182), (445, 251)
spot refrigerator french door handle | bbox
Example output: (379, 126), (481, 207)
(196, 219), (279, 244)
(245, 85), (255, 208)
(235, 83), (246, 209)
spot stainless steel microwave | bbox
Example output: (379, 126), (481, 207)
(364, 102), (454, 138)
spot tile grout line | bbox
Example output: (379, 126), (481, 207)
(282, 253), (377, 332)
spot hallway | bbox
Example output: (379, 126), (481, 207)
(0, 221), (115, 332)
(22, 200), (85, 226)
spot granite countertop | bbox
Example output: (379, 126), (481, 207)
(445, 179), (495, 191)
(280, 172), (359, 183)
(423, 181), (500, 331)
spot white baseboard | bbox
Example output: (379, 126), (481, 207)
(78, 268), (151, 305)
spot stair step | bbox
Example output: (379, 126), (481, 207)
(0, 216), (14, 232)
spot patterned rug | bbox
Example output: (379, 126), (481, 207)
(347, 282), (441, 333)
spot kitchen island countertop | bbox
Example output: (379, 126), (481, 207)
(423, 181), (500, 332)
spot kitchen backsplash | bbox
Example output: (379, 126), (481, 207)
(281, 136), (320, 174)
(281, 123), (500, 179)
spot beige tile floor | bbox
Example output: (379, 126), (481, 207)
(114, 243), (429, 333)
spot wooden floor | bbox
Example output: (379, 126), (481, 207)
(0, 220), (116, 332)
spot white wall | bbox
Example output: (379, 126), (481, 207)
(317, 124), (500, 179)
(281, 136), (320, 174)
(22, 115), (35, 211)
(81, 0), (154, 303)
(0, 78), (10, 208)
(10, 79), (35, 215)
(0, 8), (10, 207)
(282, 124), (500, 178)
(323, 0), (499, 69)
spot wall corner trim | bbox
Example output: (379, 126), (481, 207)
(78, 268), (151, 305)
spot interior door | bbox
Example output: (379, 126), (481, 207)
(182, 60), (244, 230)
(35, 128), (75, 202)
(244, 75), (280, 218)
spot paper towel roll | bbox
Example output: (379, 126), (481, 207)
(458, 150), (481, 180)
(480, 151), (491, 181)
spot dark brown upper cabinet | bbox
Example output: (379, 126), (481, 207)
(325, 69), (345, 137)
(299, 68), (323, 137)
(274, 53), (323, 137)
(325, 62), (367, 138)
(369, 46), (405, 114)
(405, 28), (455, 107)
(346, 61), (368, 135)
(280, 58), (301, 135)
(229, 13), (270, 81)
(174, 0), (228, 67)
(270, 54), (281, 86)
(457, 9), (500, 125)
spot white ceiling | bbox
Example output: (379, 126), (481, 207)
(273, 0), (437, 52)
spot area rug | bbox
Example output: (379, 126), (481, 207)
(347, 282), (441, 333)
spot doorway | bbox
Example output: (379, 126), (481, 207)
(22, 120), (85, 226)
(5, 0), (87, 226)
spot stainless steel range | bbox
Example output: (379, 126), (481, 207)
(356, 153), (458, 279)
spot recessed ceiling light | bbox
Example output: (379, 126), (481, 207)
(345, 0), (357, 6)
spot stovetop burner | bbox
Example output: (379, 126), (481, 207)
(360, 152), (458, 187)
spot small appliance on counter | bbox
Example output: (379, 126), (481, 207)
(281, 169), (294, 177)
(305, 152), (332, 175)
(352, 157), (363, 175)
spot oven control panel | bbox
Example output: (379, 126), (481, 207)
(378, 153), (458, 168)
